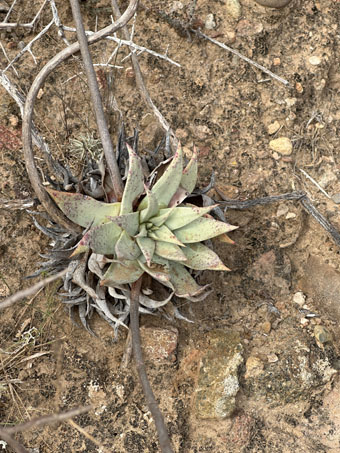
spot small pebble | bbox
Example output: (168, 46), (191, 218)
(226, 0), (242, 20)
(293, 291), (306, 306)
(285, 212), (296, 220)
(285, 97), (297, 108)
(9, 114), (19, 127)
(318, 169), (337, 189)
(273, 57), (281, 66)
(309, 56), (321, 66)
(267, 120), (280, 135)
(314, 325), (332, 348)
(295, 82), (304, 93)
(269, 137), (293, 156)
(245, 356), (264, 379)
(205, 13), (216, 30)
(331, 193), (340, 204)
(37, 89), (44, 100)
(267, 353), (279, 363)
(260, 321), (271, 335)
(276, 205), (289, 217)
(300, 318), (309, 327)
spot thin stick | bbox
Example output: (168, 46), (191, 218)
(193, 30), (290, 87)
(218, 190), (305, 209)
(300, 196), (340, 247)
(0, 269), (67, 311)
(130, 277), (174, 453)
(111, 0), (178, 147)
(22, 0), (139, 230)
(0, 22), (34, 29)
(218, 190), (340, 248)
(2, 405), (93, 434)
(299, 168), (331, 199)
(0, 198), (36, 210)
(61, 26), (181, 68)
(68, 419), (107, 451)
(69, 0), (124, 201)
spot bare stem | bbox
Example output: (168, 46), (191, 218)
(111, 0), (178, 149)
(22, 0), (139, 230)
(0, 269), (67, 311)
(69, 0), (124, 201)
(130, 277), (174, 453)
(2, 405), (92, 434)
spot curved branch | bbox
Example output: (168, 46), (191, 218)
(22, 0), (139, 231)
(111, 0), (178, 149)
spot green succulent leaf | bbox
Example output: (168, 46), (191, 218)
(149, 206), (176, 227)
(155, 241), (187, 262)
(169, 262), (208, 297)
(115, 231), (141, 260)
(165, 205), (216, 230)
(109, 212), (139, 236)
(148, 224), (184, 246)
(120, 144), (144, 215)
(136, 237), (155, 266)
(182, 243), (230, 271)
(139, 144), (183, 210)
(47, 188), (120, 228)
(72, 221), (122, 256)
(101, 259), (143, 286)
(89, 222), (122, 254)
(180, 146), (198, 193)
(174, 216), (238, 243)
(139, 187), (159, 223)
(138, 255), (173, 289)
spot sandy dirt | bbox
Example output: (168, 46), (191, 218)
(1, 0), (340, 452)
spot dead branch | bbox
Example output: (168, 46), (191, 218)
(0, 405), (92, 453)
(0, 198), (36, 210)
(130, 278), (174, 453)
(69, 0), (124, 201)
(111, 0), (178, 148)
(0, 269), (67, 311)
(1, 405), (92, 434)
(218, 190), (340, 248)
(22, 0), (139, 231)
(193, 30), (290, 87)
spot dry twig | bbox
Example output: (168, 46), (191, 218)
(193, 30), (290, 87)
(130, 277), (174, 453)
(2, 405), (93, 434)
(0, 269), (67, 311)
(111, 0), (178, 147)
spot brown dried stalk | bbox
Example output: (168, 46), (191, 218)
(0, 269), (67, 311)
(69, 0), (124, 201)
(130, 277), (174, 453)
(111, 0), (178, 148)
(22, 0), (139, 231)
(0, 405), (92, 453)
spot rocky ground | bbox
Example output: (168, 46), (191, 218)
(0, 0), (340, 452)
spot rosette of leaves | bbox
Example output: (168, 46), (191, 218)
(47, 144), (237, 329)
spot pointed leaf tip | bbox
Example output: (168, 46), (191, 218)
(46, 188), (121, 228)
(120, 144), (144, 215)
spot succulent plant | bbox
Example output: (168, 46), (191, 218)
(46, 144), (237, 330)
